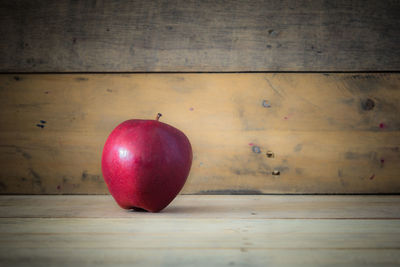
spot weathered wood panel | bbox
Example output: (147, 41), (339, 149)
(0, 196), (400, 266)
(2, 195), (400, 219)
(0, 73), (399, 194)
(0, 0), (399, 72)
(2, 249), (399, 267)
(2, 218), (400, 249)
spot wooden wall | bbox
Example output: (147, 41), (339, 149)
(0, 0), (399, 72)
(0, 74), (399, 194)
(0, 1), (399, 194)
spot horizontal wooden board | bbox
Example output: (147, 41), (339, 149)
(0, 0), (400, 72)
(2, 218), (400, 249)
(1, 195), (400, 219)
(0, 73), (399, 194)
(1, 248), (399, 267)
(1, 195), (399, 266)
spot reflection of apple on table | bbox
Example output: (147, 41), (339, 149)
(101, 113), (192, 212)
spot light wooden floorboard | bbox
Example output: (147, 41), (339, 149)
(1, 248), (399, 267)
(1, 218), (400, 249)
(1, 195), (400, 219)
(0, 195), (399, 266)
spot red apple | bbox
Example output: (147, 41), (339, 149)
(101, 113), (192, 212)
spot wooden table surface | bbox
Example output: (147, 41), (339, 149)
(0, 195), (399, 266)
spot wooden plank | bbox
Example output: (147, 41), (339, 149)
(0, 218), (399, 265)
(1, 248), (399, 267)
(1, 218), (400, 249)
(0, 0), (399, 72)
(1, 195), (400, 219)
(0, 73), (399, 194)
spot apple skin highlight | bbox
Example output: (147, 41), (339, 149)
(101, 115), (192, 212)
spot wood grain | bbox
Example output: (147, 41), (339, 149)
(1, 248), (399, 267)
(0, 0), (399, 72)
(0, 195), (399, 266)
(2, 195), (400, 219)
(1, 218), (399, 249)
(0, 73), (399, 194)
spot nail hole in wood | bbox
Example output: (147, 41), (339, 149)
(272, 170), (280, 175)
(262, 100), (271, 108)
(266, 151), (274, 158)
(252, 146), (261, 153)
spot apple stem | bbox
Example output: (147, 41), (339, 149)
(156, 113), (162, 121)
